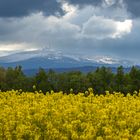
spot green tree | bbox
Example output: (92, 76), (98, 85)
(47, 69), (58, 91)
(129, 66), (140, 92)
(114, 66), (126, 92)
(87, 67), (114, 94)
(35, 68), (50, 92)
(0, 67), (6, 90)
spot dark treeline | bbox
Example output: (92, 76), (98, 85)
(0, 65), (140, 94)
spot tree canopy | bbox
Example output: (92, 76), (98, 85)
(0, 66), (140, 95)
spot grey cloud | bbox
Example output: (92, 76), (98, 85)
(67, 0), (102, 6)
(92, 19), (140, 62)
(81, 16), (117, 39)
(124, 0), (140, 18)
(0, 0), (140, 18)
(0, 0), (63, 17)
(0, 12), (80, 49)
(0, 1), (140, 64)
(68, 0), (140, 18)
(0, 0), (123, 18)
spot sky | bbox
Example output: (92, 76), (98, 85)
(0, 0), (140, 64)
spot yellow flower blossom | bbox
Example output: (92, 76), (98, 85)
(0, 90), (140, 139)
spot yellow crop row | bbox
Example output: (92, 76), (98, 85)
(0, 90), (140, 140)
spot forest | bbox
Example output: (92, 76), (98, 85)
(0, 65), (140, 94)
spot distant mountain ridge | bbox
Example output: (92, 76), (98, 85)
(23, 66), (132, 76)
(0, 49), (134, 69)
(0, 49), (137, 75)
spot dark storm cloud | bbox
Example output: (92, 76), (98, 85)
(0, 0), (63, 17)
(0, 0), (102, 17)
(69, 0), (140, 18)
(0, 0), (140, 18)
(124, 0), (140, 17)
(67, 0), (102, 6)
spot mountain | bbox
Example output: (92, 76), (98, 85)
(0, 49), (135, 74)
(23, 66), (132, 76)
(0, 55), (133, 69)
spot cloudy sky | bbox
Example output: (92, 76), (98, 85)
(0, 0), (140, 64)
